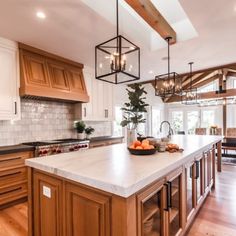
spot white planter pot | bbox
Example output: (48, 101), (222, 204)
(77, 133), (85, 140)
(127, 129), (137, 146)
(86, 134), (91, 140)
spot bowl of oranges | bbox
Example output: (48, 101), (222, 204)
(128, 139), (157, 155)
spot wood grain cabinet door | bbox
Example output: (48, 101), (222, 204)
(67, 67), (87, 94)
(33, 172), (63, 236)
(21, 51), (50, 87)
(47, 61), (70, 91)
(65, 182), (111, 236)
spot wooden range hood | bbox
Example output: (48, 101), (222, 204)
(19, 43), (89, 103)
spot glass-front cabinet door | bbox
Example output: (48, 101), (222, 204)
(137, 178), (165, 236)
(165, 168), (183, 236)
(195, 155), (204, 205)
(185, 161), (195, 220)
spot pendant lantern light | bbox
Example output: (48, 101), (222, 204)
(181, 62), (198, 105)
(95, 0), (140, 84)
(155, 37), (182, 98)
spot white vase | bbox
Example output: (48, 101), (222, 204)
(77, 133), (85, 140)
(127, 129), (137, 146)
(86, 134), (91, 140)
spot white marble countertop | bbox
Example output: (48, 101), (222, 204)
(25, 135), (222, 198)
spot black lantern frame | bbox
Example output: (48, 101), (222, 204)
(95, 35), (140, 84)
(155, 72), (182, 98)
(181, 62), (199, 105)
(95, 0), (140, 84)
(155, 37), (182, 98)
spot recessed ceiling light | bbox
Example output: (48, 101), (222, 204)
(149, 70), (153, 74)
(36, 11), (46, 19)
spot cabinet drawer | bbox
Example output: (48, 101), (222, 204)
(0, 151), (32, 171)
(0, 181), (27, 205)
(0, 167), (27, 188)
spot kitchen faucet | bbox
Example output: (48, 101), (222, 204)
(160, 121), (174, 139)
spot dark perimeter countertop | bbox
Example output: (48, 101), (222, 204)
(90, 136), (124, 143)
(0, 144), (35, 155)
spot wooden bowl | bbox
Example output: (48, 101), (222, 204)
(128, 148), (157, 155)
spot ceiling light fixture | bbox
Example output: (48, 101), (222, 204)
(181, 62), (198, 105)
(36, 11), (46, 19)
(95, 0), (140, 84)
(155, 37), (182, 98)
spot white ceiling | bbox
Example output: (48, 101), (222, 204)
(0, 0), (236, 81)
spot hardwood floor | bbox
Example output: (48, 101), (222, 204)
(0, 203), (27, 236)
(0, 165), (236, 236)
(187, 164), (236, 236)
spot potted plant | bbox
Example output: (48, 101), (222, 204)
(120, 83), (149, 145)
(85, 126), (95, 139)
(74, 120), (86, 140)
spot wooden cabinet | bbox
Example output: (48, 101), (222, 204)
(203, 149), (214, 193)
(185, 161), (195, 221)
(80, 68), (113, 121)
(165, 168), (183, 236)
(19, 44), (89, 102)
(33, 171), (63, 236)
(195, 155), (204, 205)
(31, 171), (111, 236)
(65, 182), (111, 236)
(0, 37), (20, 120)
(137, 178), (165, 236)
(0, 151), (33, 208)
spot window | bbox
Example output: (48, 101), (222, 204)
(233, 79), (236, 88)
(201, 110), (215, 128)
(187, 111), (200, 134)
(198, 81), (218, 93)
(171, 111), (184, 133)
(151, 107), (161, 137)
(113, 106), (123, 136)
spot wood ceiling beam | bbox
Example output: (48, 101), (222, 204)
(228, 71), (236, 77)
(124, 0), (176, 44)
(165, 88), (236, 103)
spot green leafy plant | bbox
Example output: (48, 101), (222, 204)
(85, 126), (95, 135)
(120, 83), (149, 130)
(74, 120), (86, 133)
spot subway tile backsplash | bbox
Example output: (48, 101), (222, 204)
(0, 99), (112, 146)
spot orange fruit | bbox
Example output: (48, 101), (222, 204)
(149, 145), (155, 149)
(142, 139), (149, 145)
(143, 145), (151, 150)
(134, 140), (141, 147)
(141, 143), (149, 149)
(136, 146), (143, 150)
(129, 145), (135, 149)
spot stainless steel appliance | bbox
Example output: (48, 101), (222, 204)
(23, 139), (89, 157)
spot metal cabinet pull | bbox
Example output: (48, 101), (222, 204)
(104, 109), (108, 118)
(168, 181), (172, 208)
(84, 107), (86, 117)
(195, 161), (200, 179)
(14, 102), (17, 115)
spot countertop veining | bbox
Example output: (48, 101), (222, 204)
(25, 135), (222, 197)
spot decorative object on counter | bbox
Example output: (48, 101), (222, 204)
(74, 120), (86, 139)
(120, 84), (149, 145)
(85, 126), (95, 139)
(159, 142), (167, 152)
(128, 139), (156, 155)
(181, 62), (198, 105)
(95, 0), (140, 84)
(137, 133), (154, 142)
(155, 37), (182, 98)
(210, 125), (218, 135)
(166, 143), (183, 153)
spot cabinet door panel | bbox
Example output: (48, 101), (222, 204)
(67, 68), (87, 94)
(33, 172), (63, 236)
(185, 163), (194, 220)
(48, 61), (70, 91)
(65, 183), (111, 236)
(22, 52), (50, 87)
(0, 46), (17, 118)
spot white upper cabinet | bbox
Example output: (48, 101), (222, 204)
(80, 67), (113, 121)
(0, 37), (20, 120)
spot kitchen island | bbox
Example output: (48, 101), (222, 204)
(26, 135), (222, 236)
